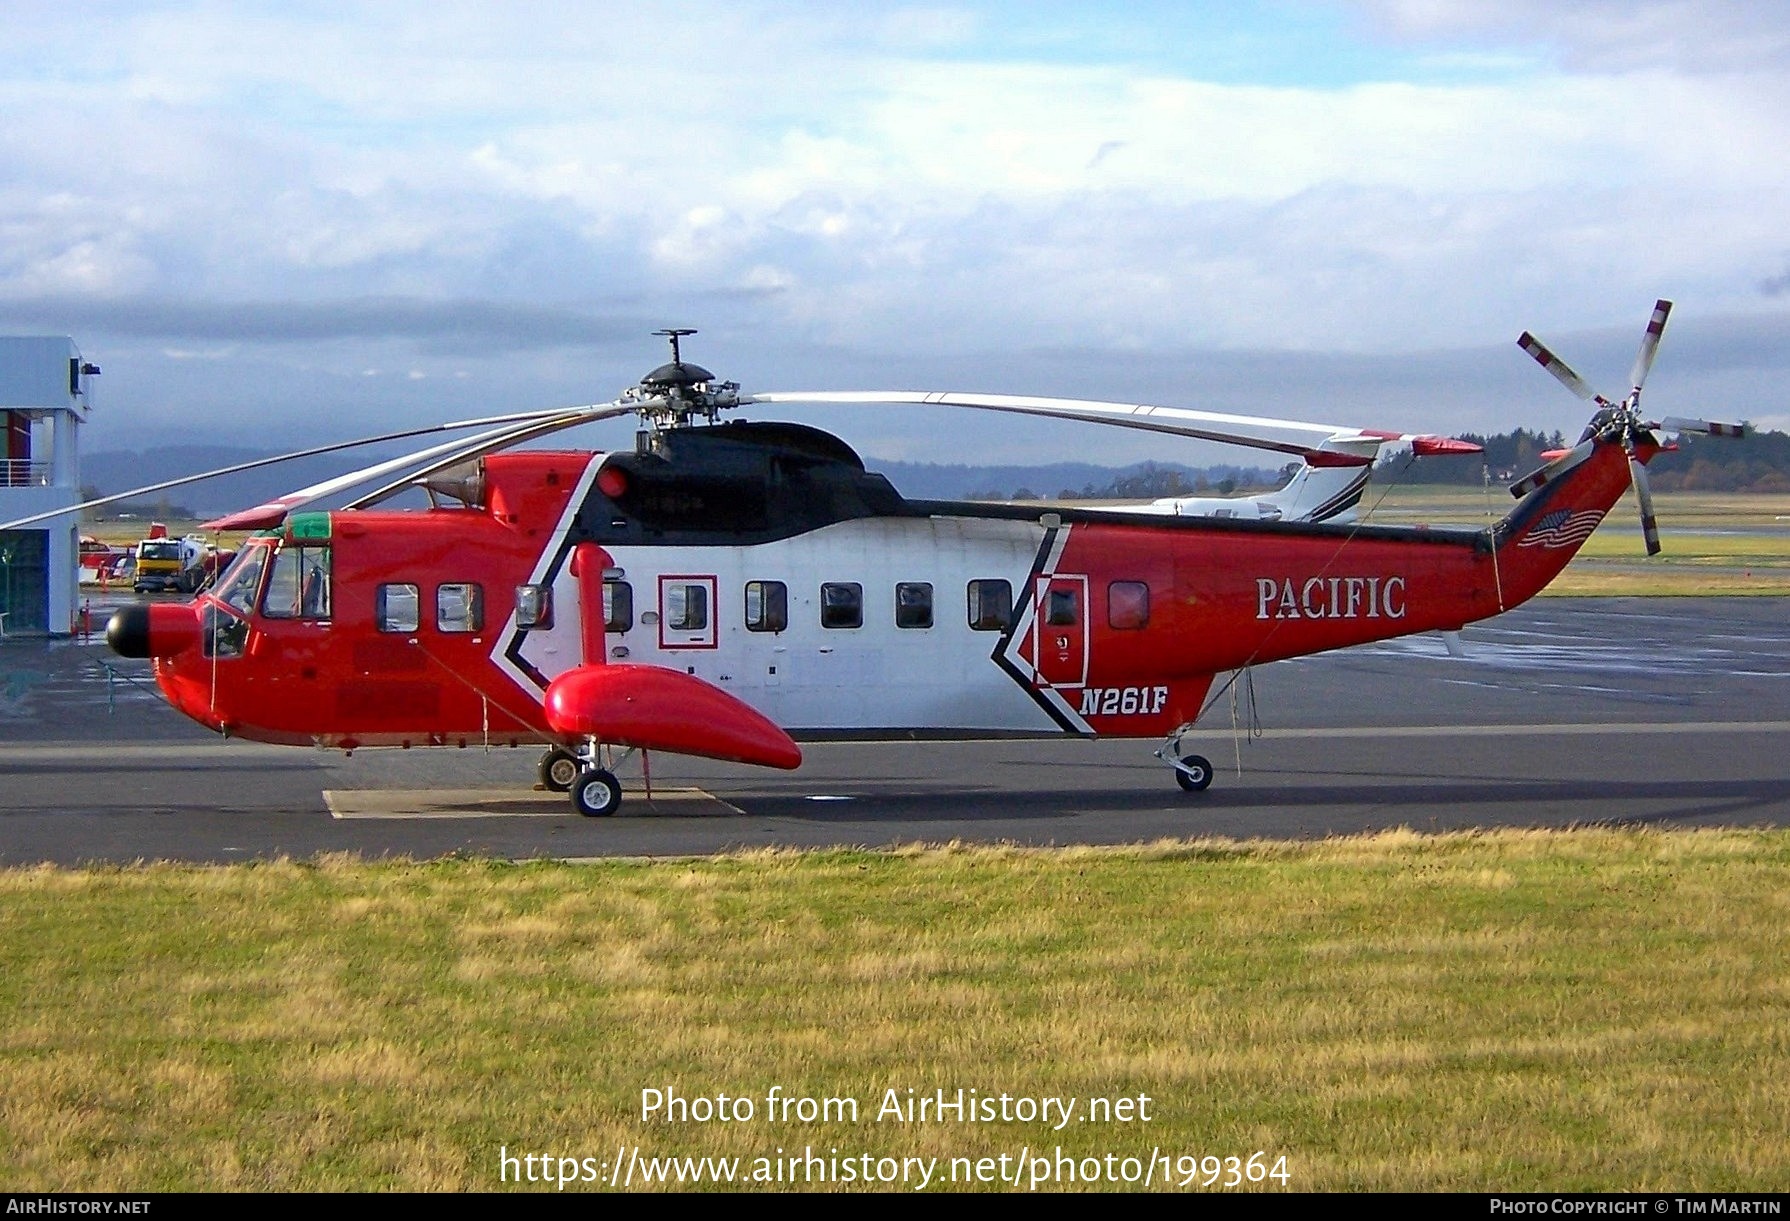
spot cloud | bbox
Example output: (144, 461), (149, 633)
(1351, 0), (1790, 72)
(0, 295), (646, 352)
(3, 2), (1789, 459)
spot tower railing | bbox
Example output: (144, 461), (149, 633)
(0, 458), (51, 487)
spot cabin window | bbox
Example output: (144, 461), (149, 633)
(261, 545), (332, 620)
(820, 582), (862, 629)
(515, 583), (552, 630)
(895, 581), (933, 629)
(666, 582), (708, 632)
(376, 583), (419, 633)
(1108, 581), (1150, 630)
(745, 580), (788, 633)
(1044, 587), (1079, 627)
(967, 580), (1012, 631)
(437, 583), (484, 633)
(603, 580), (633, 632)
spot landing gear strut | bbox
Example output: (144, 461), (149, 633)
(1156, 725), (1214, 793)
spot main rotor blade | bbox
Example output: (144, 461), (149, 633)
(1628, 449), (1662, 556)
(0, 406), (611, 532)
(344, 402), (639, 511)
(744, 390), (1459, 460)
(1658, 415), (1746, 439)
(205, 403), (633, 530)
(1517, 333), (1609, 405)
(1628, 299), (1673, 393)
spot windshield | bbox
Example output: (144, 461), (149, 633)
(139, 541), (182, 561)
(209, 541), (271, 615)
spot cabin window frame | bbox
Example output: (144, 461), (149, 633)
(967, 579), (1012, 631)
(376, 583), (420, 634)
(745, 580), (788, 633)
(820, 581), (863, 630)
(895, 581), (934, 629)
(1044, 586), (1079, 627)
(665, 581), (709, 632)
(1107, 581), (1151, 630)
(603, 580), (634, 633)
(436, 582), (484, 634)
(515, 583), (553, 630)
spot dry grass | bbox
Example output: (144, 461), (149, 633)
(2, 832), (1789, 1191)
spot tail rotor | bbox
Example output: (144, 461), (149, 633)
(1512, 298), (1745, 555)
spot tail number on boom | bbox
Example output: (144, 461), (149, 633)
(1079, 686), (1170, 717)
(1255, 576), (1406, 621)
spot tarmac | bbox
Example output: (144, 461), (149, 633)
(1, 596), (1786, 864)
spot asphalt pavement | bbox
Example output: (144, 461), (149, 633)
(2, 597), (1786, 863)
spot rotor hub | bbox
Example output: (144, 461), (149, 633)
(624, 329), (740, 428)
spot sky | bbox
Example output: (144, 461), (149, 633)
(3, 0), (1790, 471)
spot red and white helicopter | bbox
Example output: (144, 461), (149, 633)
(9, 303), (1740, 816)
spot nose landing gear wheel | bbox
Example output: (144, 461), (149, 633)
(571, 767), (623, 817)
(1174, 754), (1213, 793)
(539, 748), (579, 793)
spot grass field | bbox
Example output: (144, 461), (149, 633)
(38, 500), (1789, 1193)
(3, 831), (1788, 1192)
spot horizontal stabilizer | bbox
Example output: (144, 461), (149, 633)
(1509, 438), (1596, 498)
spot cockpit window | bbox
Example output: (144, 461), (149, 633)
(210, 543), (270, 616)
(262, 545), (332, 620)
(201, 604), (250, 659)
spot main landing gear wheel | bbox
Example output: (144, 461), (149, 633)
(571, 768), (623, 818)
(1174, 754), (1214, 793)
(539, 748), (579, 793)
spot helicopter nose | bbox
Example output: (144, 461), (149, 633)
(106, 603), (202, 659)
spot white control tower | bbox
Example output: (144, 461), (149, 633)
(0, 337), (96, 636)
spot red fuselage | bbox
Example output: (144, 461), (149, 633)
(137, 424), (1642, 756)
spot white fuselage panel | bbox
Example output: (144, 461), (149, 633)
(509, 515), (1059, 733)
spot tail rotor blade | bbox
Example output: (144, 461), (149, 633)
(1628, 299), (1673, 393)
(1628, 450), (1662, 556)
(1659, 415), (1746, 439)
(1518, 332), (1607, 404)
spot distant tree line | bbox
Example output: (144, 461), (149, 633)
(79, 487), (200, 522)
(1382, 427), (1790, 492)
(975, 461), (1280, 501)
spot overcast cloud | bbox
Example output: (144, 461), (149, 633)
(2, 0), (1788, 461)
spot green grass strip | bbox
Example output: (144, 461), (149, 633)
(3, 830), (1788, 1191)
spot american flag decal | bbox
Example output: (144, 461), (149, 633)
(1518, 509), (1602, 549)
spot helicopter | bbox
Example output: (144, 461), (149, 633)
(7, 303), (1742, 817)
